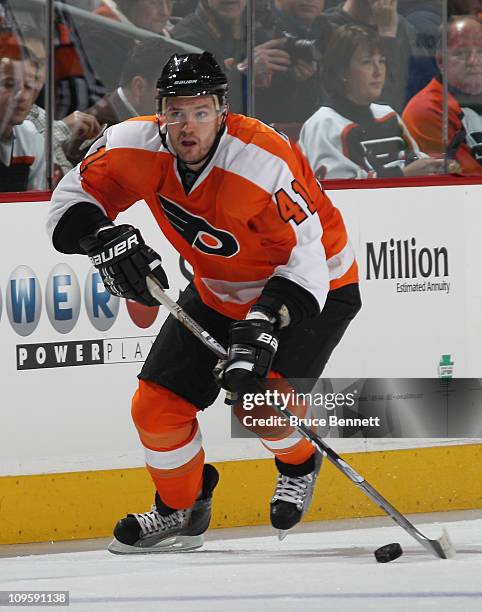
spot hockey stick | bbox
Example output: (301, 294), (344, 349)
(146, 275), (455, 560)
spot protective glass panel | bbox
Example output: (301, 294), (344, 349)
(4, 0), (482, 193)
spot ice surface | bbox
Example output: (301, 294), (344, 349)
(1, 511), (481, 611)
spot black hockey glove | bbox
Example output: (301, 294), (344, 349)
(214, 317), (279, 401)
(79, 224), (169, 306)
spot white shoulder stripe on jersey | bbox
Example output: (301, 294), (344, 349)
(104, 119), (163, 153)
(216, 133), (292, 195)
(82, 128), (108, 158)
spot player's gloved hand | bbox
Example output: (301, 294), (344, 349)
(214, 316), (279, 402)
(79, 224), (169, 306)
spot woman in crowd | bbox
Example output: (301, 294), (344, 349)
(299, 25), (456, 180)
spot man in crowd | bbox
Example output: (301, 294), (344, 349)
(172, 0), (331, 120)
(398, 0), (482, 93)
(255, 0), (332, 124)
(402, 15), (482, 175)
(172, 0), (304, 114)
(84, 39), (172, 126)
(171, 0), (253, 112)
(0, 44), (45, 191)
(61, 38), (177, 167)
(21, 26), (101, 178)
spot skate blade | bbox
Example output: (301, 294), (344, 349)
(107, 534), (204, 555)
(278, 530), (289, 541)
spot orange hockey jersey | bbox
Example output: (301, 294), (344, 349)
(48, 113), (357, 320)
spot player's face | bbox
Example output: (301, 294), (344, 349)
(276, 0), (325, 23)
(445, 19), (482, 95)
(166, 96), (225, 166)
(345, 42), (386, 105)
(207, 0), (247, 20)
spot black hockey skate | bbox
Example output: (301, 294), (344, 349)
(270, 451), (322, 541)
(108, 463), (219, 554)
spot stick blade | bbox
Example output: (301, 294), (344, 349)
(433, 527), (456, 559)
(422, 527), (456, 559)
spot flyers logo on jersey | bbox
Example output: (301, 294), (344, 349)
(158, 196), (240, 257)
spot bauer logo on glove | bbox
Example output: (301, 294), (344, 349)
(89, 232), (140, 266)
(80, 224), (169, 307)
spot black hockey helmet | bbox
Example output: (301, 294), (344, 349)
(156, 52), (228, 114)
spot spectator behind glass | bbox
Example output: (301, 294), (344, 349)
(94, 0), (175, 36)
(299, 25), (455, 179)
(0, 26), (22, 140)
(0, 53), (46, 191)
(65, 38), (173, 166)
(171, 0), (327, 116)
(254, 0), (333, 124)
(449, 0), (482, 17)
(20, 27), (101, 178)
(399, 0), (482, 48)
(397, 1), (482, 96)
(402, 16), (482, 176)
(172, 0), (199, 17)
(84, 38), (170, 126)
(171, 0), (249, 112)
(324, 0), (425, 112)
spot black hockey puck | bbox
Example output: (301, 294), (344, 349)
(374, 542), (403, 563)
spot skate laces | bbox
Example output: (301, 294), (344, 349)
(134, 505), (185, 536)
(271, 473), (314, 511)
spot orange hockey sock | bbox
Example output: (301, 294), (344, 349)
(131, 379), (204, 509)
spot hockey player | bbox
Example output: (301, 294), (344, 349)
(47, 52), (361, 553)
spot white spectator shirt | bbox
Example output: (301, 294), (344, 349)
(299, 103), (425, 180)
(0, 120), (46, 190)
